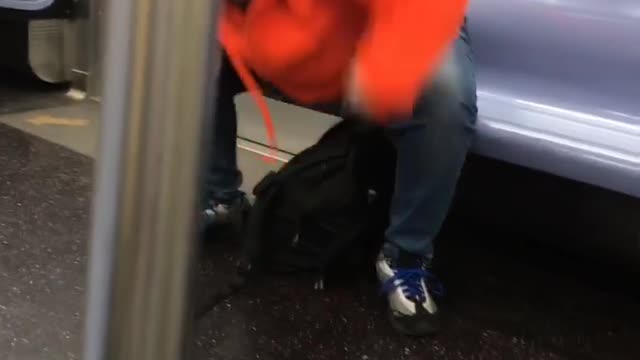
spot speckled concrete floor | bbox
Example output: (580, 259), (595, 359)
(0, 124), (90, 359)
(1, 121), (639, 360)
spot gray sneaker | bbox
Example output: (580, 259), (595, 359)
(202, 194), (250, 229)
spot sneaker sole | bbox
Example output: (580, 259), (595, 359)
(388, 309), (441, 337)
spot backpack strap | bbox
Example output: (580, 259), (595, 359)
(253, 171), (278, 196)
(240, 187), (278, 268)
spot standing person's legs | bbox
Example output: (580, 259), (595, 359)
(376, 23), (478, 336)
(202, 53), (249, 227)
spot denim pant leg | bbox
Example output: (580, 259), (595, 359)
(205, 54), (246, 204)
(383, 26), (478, 263)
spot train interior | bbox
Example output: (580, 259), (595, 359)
(1, 1), (639, 359)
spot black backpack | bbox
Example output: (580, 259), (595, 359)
(195, 119), (396, 317)
(239, 119), (396, 285)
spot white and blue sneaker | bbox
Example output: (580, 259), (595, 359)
(376, 251), (443, 336)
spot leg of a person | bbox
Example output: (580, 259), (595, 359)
(205, 53), (246, 204)
(383, 23), (478, 263)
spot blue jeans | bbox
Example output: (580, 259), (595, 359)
(207, 24), (477, 262)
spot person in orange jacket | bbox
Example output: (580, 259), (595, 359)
(203, 0), (477, 336)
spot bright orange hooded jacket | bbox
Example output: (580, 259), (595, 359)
(219, 0), (468, 149)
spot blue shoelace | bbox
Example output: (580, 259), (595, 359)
(382, 268), (444, 303)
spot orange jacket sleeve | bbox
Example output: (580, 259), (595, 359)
(355, 0), (468, 120)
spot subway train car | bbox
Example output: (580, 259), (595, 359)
(1, 0), (637, 196)
(233, 0), (640, 269)
(0, 0), (639, 359)
(0, 0), (638, 265)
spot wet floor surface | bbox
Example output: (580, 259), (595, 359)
(0, 124), (639, 359)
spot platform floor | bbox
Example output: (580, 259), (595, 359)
(0, 97), (639, 360)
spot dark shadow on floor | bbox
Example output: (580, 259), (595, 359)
(193, 217), (640, 360)
(0, 71), (73, 115)
(0, 124), (638, 360)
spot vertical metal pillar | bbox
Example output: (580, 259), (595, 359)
(83, 0), (220, 358)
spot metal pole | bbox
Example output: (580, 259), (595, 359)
(83, 0), (220, 358)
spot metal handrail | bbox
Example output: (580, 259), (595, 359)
(83, 0), (221, 358)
